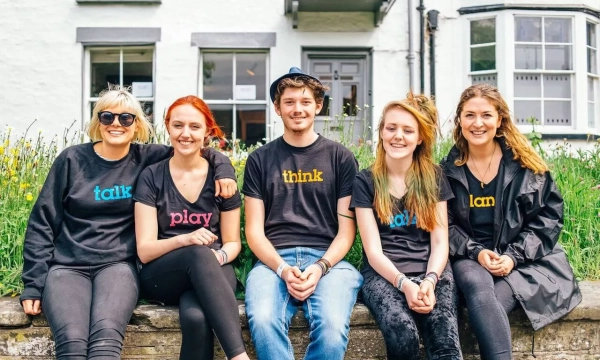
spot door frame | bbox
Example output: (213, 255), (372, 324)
(302, 47), (373, 141)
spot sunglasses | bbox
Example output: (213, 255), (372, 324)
(98, 111), (137, 127)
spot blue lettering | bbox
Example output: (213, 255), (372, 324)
(94, 184), (133, 201)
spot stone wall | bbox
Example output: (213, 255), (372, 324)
(1, 281), (598, 359)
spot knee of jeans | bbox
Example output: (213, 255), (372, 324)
(179, 305), (209, 333)
(89, 318), (126, 338)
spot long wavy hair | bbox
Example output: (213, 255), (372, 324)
(452, 84), (548, 173)
(372, 94), (441, 231)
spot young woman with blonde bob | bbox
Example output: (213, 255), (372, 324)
(351, 94), (462, 360)
(20, 87), (236, 359)
(441, 83), (581, 359)
(134, 95), (250, 360)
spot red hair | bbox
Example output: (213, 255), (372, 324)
(164, 96), (225, 142)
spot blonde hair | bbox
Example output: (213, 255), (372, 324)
(86, 85), (153, 143)
(453, 84), (548, 173)
(372, 93), (441, 232)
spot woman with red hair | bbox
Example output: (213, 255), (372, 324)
(134, 96), (249, 360)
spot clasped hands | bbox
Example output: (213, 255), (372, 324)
(478, 249), (514, 277)
(403, 279), (436, 314)
(281, 264), (323, 301)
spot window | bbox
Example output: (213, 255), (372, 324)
(88, 47), (155, 122)
(469, 18), (497, 86)
(202, 51), (268, 147)
(513, 17), (573, 126)
(588, 22), (598, 129)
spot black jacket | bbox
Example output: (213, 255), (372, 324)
(441, 140), (581, 330)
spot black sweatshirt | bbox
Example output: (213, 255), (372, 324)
(20, 143), (235, 302)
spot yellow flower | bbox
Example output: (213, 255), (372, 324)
(11, 176), (18, 182)
(0, 146), (4, 155)
(26, 193), (33, 201)
(19, 183), (30, 190)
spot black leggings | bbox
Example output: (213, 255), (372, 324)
(139, 246), (245, 360)
(452, 259), (518, 360)
(361, 269), (462, 360)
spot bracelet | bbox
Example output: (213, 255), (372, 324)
(276, 262), (290, 278)
(423, 271), (439, 286)
(216, 249), (228, 265)
(423, 276), (436, 288)
(315, 258), (332, 276)
(398, 277), (409, 293)
(425, 271), (439, 285)
(314, 261), (326, 275)
(393, 273), (405, 288)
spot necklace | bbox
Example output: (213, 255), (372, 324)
(470, 143), (497, 188)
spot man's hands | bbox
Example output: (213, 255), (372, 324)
(478, 250), (514, 277)
(215, 178), (237, 198)
(22, 299), (42, 315)
(282, 264), (324, 301)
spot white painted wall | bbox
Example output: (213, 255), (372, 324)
(0, 0), (598, 148)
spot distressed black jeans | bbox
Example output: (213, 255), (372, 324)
(361, 269), (463, 360)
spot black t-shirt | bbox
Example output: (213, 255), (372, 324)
(133, 158), (241, 249)
(242, 136), (358, 250)
(350, 168), (454, 277)
(465, 166), (497, 250)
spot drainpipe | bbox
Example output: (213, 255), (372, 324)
(427, 9), (439, 100)
(406, 0), (415, 91)
(418, 0), (425, 93)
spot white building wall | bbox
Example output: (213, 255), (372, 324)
(0, 0), (598, 147)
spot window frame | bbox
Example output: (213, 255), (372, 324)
(198, 49), (271, 143)
(83, 45), (156, 124)
(468, 16), (498, 87)
(587, 20), (599, 130)
(512, 15), (575, 129)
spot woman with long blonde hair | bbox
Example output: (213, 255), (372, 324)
(442, 83), (581, 359)
(20, 87), (237, 359)
(351, 94), (462, 359)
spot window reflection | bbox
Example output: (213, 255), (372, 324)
(203, 53), (234, 100)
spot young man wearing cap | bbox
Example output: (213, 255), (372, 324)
(242, 67), (363, 360)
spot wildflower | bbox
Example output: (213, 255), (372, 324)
(19, 183), (30, 190)
(25, 142), (31, 149)
(0, 146), (3, 155)
(11, 176), (18, 182)
(26, 193), (33, 201)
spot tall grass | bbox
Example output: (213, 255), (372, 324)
(0, 123), (598, 297)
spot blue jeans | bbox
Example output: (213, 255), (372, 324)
(42, 262), (139, 359)
(245, 247), (363, 360)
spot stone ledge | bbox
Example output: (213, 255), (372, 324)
(0, 281), (598, 359)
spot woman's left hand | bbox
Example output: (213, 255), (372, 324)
(490, 255), (514, 277)
(215, 178), (237, 199)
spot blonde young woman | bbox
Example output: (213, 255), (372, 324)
(351, 95), (462, 360)
(20, 87), (236, 359)
(441, 83), (581, 360)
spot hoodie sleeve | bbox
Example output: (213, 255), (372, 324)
(503, 171), (563, 265)
(20, 153), (70, 302)
(203, 147), (235, 180)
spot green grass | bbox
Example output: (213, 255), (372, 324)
(0, 123), (598, 297)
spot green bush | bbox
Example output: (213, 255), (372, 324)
(1, 122), (598, 298)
